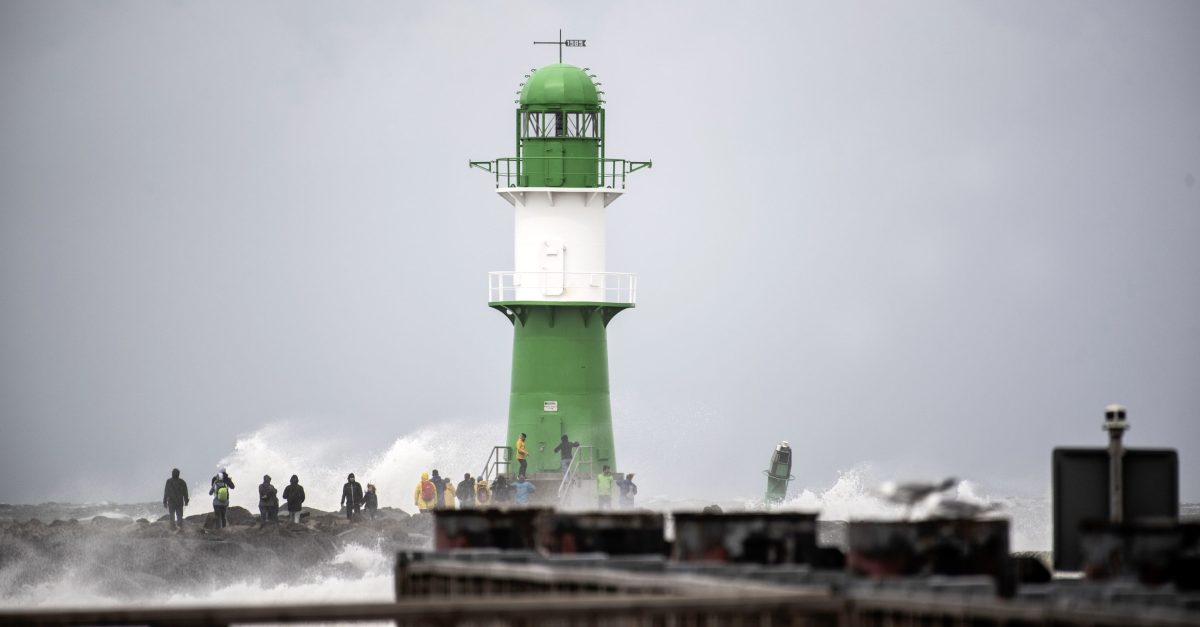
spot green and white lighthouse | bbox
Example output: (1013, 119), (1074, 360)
(472, 59), (650, 480)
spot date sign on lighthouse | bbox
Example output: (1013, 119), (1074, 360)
(471, 35), (650, 479)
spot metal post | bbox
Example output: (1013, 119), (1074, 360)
(1102, 404), (1128, 523)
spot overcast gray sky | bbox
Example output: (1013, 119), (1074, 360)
(1, 1), (1198, 505)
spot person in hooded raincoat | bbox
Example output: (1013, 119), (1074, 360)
(414, 472), (437, 512)
(281, 474), (305, 523)
(162, 468), (189, 531)
(341, 473), (364, 521)
(475, 477), (491, 506)
(258, 475), (279, 525)
(442, 479), (456, 510)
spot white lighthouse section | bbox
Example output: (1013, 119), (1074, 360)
(489, 187), (636, 305)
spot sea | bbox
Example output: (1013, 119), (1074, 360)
(3, 422), (1189, 610)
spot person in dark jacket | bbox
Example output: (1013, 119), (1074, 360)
(258, 475), (279, 525)
(492, 475), (512, 504)
(364, 483), (379, 519)
(429, 470), (446, 508)
(341, 473), (364, 520)
(281, 474), (306, 523)
(456, 473), (475, 508)
(209, 468), (234, 529)
(616, 473), (638, 509)
(553, 435), (581, 472)
(163, 468), (189, 531)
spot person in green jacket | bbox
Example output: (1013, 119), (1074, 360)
(596, 465), (615, 510)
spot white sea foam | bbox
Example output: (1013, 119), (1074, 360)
(208, 421), (502, 513)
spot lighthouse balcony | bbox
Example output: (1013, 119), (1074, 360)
(488, 271), (636, 305)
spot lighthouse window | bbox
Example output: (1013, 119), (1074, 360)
(522, 112), (598, 138)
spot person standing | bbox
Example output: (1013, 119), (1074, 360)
(162, 468), (189, 531)
(596, 465), (615, 510)
(209, 469), (234, 528)
(514, 476), (537, 505)
(258, 475), (278, 525)
(456, 473), (475, 508)
(341, 473), (364, 521)
(282, 475), (306, 523)
(429, 470), (446, 509)
(617, 473), (638, 509)
(364, 484), (379, 520)
(475, 476), (491, 506)
(442, 478), (456, 510)
(515, 433), (529, 479)
(414, 472), (437, 512)
(553, 435), (580, 472)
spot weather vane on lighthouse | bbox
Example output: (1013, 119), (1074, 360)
(533, 28), (586, 63)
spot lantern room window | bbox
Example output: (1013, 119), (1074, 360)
(522, 112), (598, 138)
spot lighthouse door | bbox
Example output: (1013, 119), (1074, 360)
(544, 141), (564, 187)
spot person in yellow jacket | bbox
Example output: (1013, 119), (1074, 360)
(414, 472), (437, 512)
(596, 465), (615, 510)
(442, 480), (456, 510)
(515, 432), (528, 479)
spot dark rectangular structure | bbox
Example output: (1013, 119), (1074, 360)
(1052, 447), (1178, 571)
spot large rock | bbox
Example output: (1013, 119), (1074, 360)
(0, 507), (433, 603)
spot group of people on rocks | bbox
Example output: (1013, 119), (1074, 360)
(162, 434), (639, 530)
(162, 468), (379, 531)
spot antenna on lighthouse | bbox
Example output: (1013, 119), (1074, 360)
(533, 28), (586, 63)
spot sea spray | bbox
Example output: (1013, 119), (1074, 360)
(209, 421), (502, 512)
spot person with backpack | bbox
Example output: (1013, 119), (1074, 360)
(341, 473), (364, 521)
(281, 475), (305, 523)
(162, 468), (189, 531)
(596, 465), (615, 510)
(414, 472), (437, 512)
(456, 473), (475, 508)
(364, 483), (379, 519)
(258, 475), (279, 525)
(209, 468), (234, 528)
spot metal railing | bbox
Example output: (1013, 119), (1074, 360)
(469, 157), (651, 189)
(488, 271), (636, 304)
(557, 445), (597, 503)
(480, 446), (512, 483)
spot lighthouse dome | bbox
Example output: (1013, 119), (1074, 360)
(520, 64), (600, 108)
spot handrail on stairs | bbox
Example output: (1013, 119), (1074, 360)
(557, 445), (596, 503)
(481, 446), (513, 483)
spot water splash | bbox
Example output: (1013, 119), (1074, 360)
(208, 421), (501, 512)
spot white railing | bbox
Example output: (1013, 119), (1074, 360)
(488, 271), (637, 304)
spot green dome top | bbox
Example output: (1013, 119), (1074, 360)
(519, 64), (600, 108)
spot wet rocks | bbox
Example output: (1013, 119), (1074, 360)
(0, 508), (433, 603)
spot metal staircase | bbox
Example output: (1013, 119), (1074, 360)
(557, 446), (597, 505)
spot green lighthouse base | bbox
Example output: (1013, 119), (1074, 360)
(492, 302), (630, 476)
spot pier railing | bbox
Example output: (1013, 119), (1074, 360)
(488, 271), (636, 304)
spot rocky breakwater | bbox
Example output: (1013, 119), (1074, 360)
(0, 506), (432, 603)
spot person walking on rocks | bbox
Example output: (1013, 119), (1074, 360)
(456, 473), (475, 508)
(364, 483), (379, 519)
(282, 475), (305, 523)
(209, 469), (234, 528)
(515, 433), (529, 479)
(341, 473), (364, 521)
(414, 472), (437, 512)
(162, 468), (189, 531)
(258, 475), (279, 525)
(596, 465), (615, 510)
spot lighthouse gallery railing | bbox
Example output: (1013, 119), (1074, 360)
(470, 157), (651, 189)
(488, 271), (636, 304)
